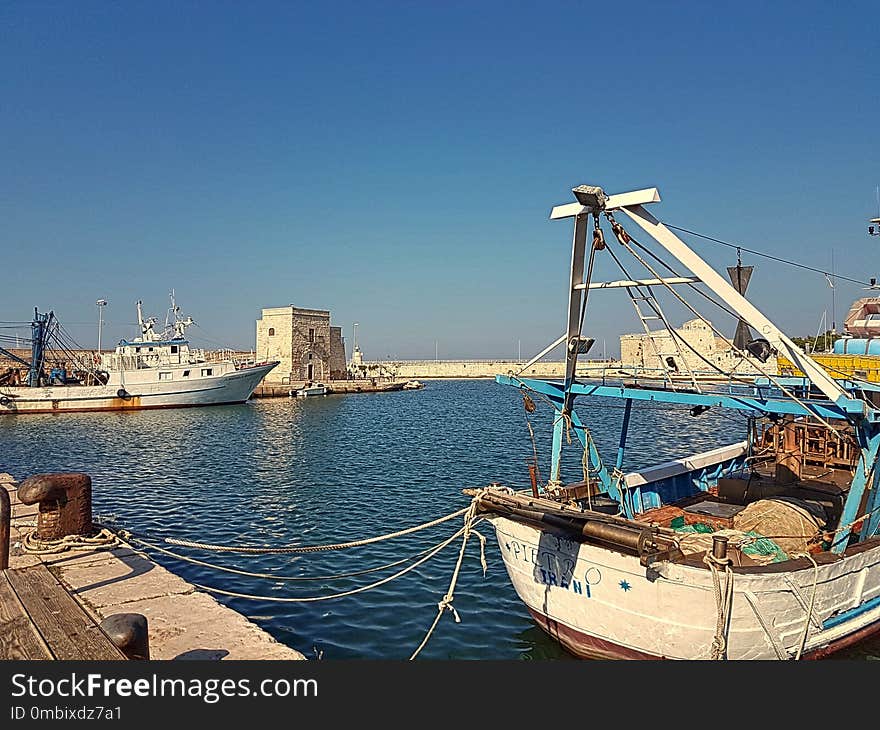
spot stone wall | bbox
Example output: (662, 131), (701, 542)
(256, 307), (294, 378)
(328, 327), (347, 380)
(354, 359), (620, 379)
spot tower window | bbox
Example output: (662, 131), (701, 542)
(268, 327), (275, 336)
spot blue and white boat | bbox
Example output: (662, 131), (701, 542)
(470, 184), (880, 660)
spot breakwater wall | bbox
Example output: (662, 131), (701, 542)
(357, 359), (621, 379)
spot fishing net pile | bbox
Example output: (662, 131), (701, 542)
(673, 498), (824, 565)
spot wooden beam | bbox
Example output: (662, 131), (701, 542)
(5, 565), (126, 660)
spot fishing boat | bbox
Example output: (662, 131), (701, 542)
(0, 298), (278, 414)
(291, 382), (328, 397)
(469, 183), (880, 660)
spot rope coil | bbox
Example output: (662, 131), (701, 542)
(22, 527), (119, 555)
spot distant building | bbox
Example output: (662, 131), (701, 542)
(256, 306), (347, 384)
(619, 318), (774, 376)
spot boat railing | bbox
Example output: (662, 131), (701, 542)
(204, 349), (256, 368)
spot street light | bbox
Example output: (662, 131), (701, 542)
(96, 299), (107, 353)
(571, 184), (608, 211)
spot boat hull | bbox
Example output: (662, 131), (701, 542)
(0, 363), (276, 414)
(490, 514), (880, 660)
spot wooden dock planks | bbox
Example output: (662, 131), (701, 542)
(0, 573), (52, 659)
(1, 564), (126, 660)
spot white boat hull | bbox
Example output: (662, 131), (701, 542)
(0, 363), (276, 414)
(491, 515), (880, 659)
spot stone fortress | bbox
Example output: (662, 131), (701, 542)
(255, 306), (347, 385)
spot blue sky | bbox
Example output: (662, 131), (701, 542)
(1, 1), (878, 359)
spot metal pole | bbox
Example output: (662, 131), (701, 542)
(0, 487), (10, 570)
(96, 299), (107, 354)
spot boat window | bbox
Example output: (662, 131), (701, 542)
(183, 370), (190, 377)
(268, 327), (275, 336)
(159, 372), (172, 381)
(201, 368), (213, 377)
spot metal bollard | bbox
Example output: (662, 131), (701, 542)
(712, 534), (729, 562)
(99, 613), (150, 660)
(17, 473), (93, 541)
(0, 487), (10, 569)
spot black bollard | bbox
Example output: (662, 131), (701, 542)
(17, 473), (93, 541)
(99, 613), (150, 660)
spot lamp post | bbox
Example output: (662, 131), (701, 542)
(96, 299), (107, 353)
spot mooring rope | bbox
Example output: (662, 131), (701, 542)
(790, 551), (820, 660)
(159, 505), (471, 554)
(21, 527), (119, 555)
(127, 533), (453, 582)
(410, 491), (487, 660)
(703, 551), (734, 660)
(189, 523), (474, 603)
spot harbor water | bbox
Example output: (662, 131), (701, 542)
(1, 380), (877, 660)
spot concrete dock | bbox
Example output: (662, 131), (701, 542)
(1, 474), (306, 660)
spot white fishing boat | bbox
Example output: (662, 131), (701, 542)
(469, 183), (880, 660)
(0, 297), (278, 414)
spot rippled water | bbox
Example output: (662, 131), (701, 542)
(1, 380), (877, 659)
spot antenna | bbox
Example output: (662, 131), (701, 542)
(869, 186), (880, 236)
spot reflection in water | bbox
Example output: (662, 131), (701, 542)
(0, 381), (877, 660)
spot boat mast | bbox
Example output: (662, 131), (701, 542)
(27, 309), (53, 387)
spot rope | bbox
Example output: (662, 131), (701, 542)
(127, 533), (451, 582)
(703, 551), (734, 660)
(161, 505), (471, 554)
(661, 221), (872, 288)
(609, 218), (847, 436)
(191, 523), (474, 603)
(790, 551), (820, 660)
(21, 527), (119, 555)
(410, 491), (487, 659)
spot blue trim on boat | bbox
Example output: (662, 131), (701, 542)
(822, 594), (880, 630)
(495, 375), (875, 421)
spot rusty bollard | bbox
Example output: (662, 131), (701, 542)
(17, 473), (93, 540)
(100, 613), (150, 660)
(0, 487), (10, 569)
